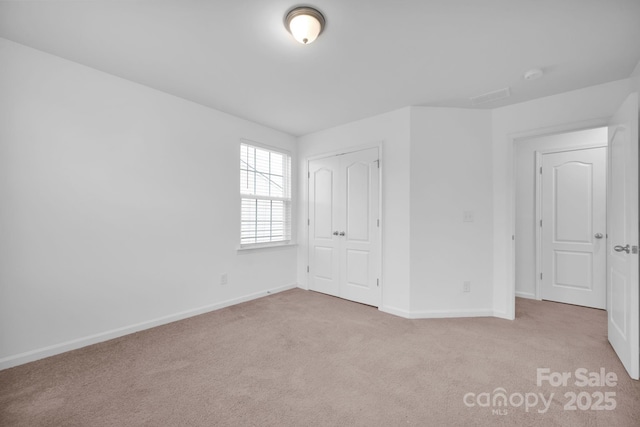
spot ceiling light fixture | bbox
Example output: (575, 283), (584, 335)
(285, 6), (325, 45)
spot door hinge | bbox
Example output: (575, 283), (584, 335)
(540, 273), (543, 280)
(308, 218), (310, 226)
(540, 219), (542, 227)
(377, 278), (379, 287)
(375, 159), (380, 168)
(540, 167), (542, 174)
(308, 171), (310, 178)
(377, 219), (380, 227)
(512, 235), (515, 241)
(307, 266), (309, 273)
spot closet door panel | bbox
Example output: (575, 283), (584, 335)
(339, 148), (380, 306)
(308, 157), (340, 297)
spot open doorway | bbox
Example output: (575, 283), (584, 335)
(515, 127), (608, 308)
(510, 94), (639, 380)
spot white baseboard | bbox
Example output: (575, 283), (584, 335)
(492, 310), (515, 320)
(515, 291), (536, 299)
(408, 308), (496, 319)
(379, 305), (497, 320)
(378, 305), (412, 318)
(0, 283), (297, 371)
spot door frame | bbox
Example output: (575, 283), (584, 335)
(305, 142), (383, 306)
(508, 117), (610, 318)
(533, 143), (607, 301)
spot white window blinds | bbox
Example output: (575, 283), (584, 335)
(240, 142), (292, 246)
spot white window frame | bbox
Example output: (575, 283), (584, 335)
(239, 140), (292, 249)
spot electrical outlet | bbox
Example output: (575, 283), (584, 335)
(463, 211), (474, 222)
(220, 273), (228, 285)
(463, 281), (471, 293)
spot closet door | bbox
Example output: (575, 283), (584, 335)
(339, 148), (380, 306)
(308, 155), (340, 297)
(308, 148), (380, 307)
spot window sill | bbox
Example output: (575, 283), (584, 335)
(237, 242), (297, 252)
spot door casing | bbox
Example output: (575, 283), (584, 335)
(508, 117), (611, 320)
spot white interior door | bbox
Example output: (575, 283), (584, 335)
(607, 93), (639, 380)
(308, 155), (340, 297)
(339, 149), (380, 306)
(308, 148), (381, 307)
(540, 147), (607, 309)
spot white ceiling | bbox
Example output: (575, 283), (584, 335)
(1, 0), (639, 136)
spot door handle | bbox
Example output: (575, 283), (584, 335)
(594, 233), (603, 239)
(333, 231), (339, 236)
(339, 231), (345, 236)
(614, 244), (630, 254)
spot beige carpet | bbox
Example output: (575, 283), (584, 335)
(1, 289), (639, 426)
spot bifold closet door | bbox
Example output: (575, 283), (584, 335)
(308, 148), (380, 307)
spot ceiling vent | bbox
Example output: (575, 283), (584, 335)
(470, 87), (511, 106)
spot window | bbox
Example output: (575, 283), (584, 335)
(240, 142), (292, 247)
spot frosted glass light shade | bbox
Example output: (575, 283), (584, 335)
(285, 7), (325, 45)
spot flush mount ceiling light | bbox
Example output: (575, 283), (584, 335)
(285, 6), (325, 44)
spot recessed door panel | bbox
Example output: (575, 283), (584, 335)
(610, 269), (626, 337)
(346, 249), (369, 288)
(553, 251), (592, 289)
(554, 162), (592, 244)
(314, 169), (333, 240)
(609, 137), (626, 257)
(314, 246), (334, 280)
(346, 162), (370, 242)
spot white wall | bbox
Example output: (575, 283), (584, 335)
(296, 108), (412, 315)
(409, 107), (494, 316)
(514, 127), (607, 299)
(2, 40), (637, 370)
(0, 39), (297, 369)
(631, 60), (640, 92)
(297, 106), (495, 318)
(491, 78), (633, 319)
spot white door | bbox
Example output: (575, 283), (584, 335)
(339, 149), (380, 306)
(607, 93), (639, 380)
(540, 147), (607, 309)
(308, 155), (340, 297)
(308, 148), (380, 307)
